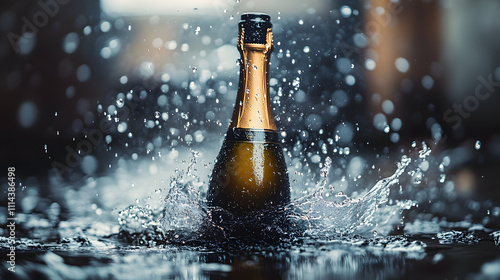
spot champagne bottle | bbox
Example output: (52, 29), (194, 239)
(207, 13), (290, 215)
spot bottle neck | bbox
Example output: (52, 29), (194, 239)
(229, 28), (276, 131)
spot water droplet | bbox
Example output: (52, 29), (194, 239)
(475, 140), (481, 150)
(439, 174), (446, 183)
(412, 170), (423, 185)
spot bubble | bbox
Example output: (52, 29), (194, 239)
(83, 26), (92, 35)
(169, 149), (179, 160)
(152, 37), (163, 48)
(201, 35), (211, 45)
(340, 6), (352, 17)
(353, 33), (368, 48)
(107, 104), (116, 115)
(305, 114), (323, 131)
(390, 133), (400, 143)
(117, 122), (128, 133)
(17, 33), (36, 56)
(431, 123), (442, 141)
(194, 130), (205, 143)
(81, 155), (98, 175)
(216, 45), (239, 70)
(382, 100), (394, 114)
(311, 154), (321, 164)
(76, 64), (91, 82)
(145, 120), (155, 128)
(303, 46), (310, 53)
(395, 57), (410, 73)
(139, 61), (155, 78)
(119, 75), (128, 84)
(347, 156), (365, 177)
(335, 122), (354, 145)
(18, 101), (38, 128)
(205, 111), (215, 120)
(166, 40), (177, 50)
(100, 47), (112, 59)
(332, 90), (349, 108)
(269, 78), (278, 86)
(295, 90), (306, 103)
(336, 57), (352, 74)
(66, 86), (75, 99)
(345, 75), (356, 86)
(422, 75), (434, 90)
(63, 32), (80, 54)
(495, 67), (500, 82)
(100, 21), (111, 32)
(181, 43), (189, 52)
(391, 118), (402, 131)
(365, 59), (376, 70)
(373, 113), (387, 131)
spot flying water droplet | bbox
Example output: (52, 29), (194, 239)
(475, 140), (481, 150)
(439, 174), (446, 183)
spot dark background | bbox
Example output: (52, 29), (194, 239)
(1, 0), (500, 208)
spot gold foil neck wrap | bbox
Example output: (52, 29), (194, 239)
(231, 27), (276, 131)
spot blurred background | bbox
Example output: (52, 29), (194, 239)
(1, 0), (500, 223)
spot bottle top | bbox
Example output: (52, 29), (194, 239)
(239, 13), (272, 44)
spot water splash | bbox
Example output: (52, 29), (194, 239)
(288, 155), (413, 237)
(117, 145), (431, 244)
